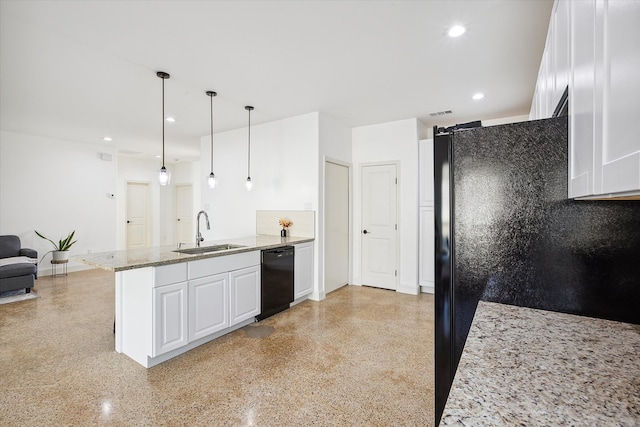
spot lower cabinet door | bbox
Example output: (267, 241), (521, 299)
(153, 282), (188, 356)
(419, 207), (435, 290)
(188, 274), (229, 341)
(294, 242), (314, 299)
(229, 265), (260, 326)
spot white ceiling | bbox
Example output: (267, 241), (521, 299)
(0, 0), (553, 162)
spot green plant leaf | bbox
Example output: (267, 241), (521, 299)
(35, 230), (77, 251)
(35, 230), (59, 250)
(59, 231), (76, 251)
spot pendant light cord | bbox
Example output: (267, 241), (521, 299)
(210, 94), (214, 172)
(247, 107), (251, 177)
(162, 76), (165, 168)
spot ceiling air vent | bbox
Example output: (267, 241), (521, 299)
(429, 110), (453, 117)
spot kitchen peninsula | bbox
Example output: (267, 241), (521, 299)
(75, 235), (314, 368)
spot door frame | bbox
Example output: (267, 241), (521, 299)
(125, 180), (151, 249)
(358, 161), (400, 290)
(323, 157), (352, 295)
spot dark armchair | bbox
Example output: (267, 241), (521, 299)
(0, 235), (38, 293)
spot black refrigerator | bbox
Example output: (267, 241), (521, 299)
(433, 117), (640, 424)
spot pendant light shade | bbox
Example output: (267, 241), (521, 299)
(206, 91), (218, 189)
(157, 71), (171, 186)
(245, 106), (254, 191)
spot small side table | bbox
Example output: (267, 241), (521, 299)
(51, 259), (68, 277)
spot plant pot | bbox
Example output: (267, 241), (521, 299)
(52, 251), (70, 261)
(280, 229), (287, 237)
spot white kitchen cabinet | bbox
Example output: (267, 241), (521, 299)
(229, 265), (260, 326)
(418, 207), (435, 292)
(531, 0), (571, 120)
(419, 139), (434, 206)
(529, 89), (539, 121)
(418, 138), (435, 293)
(188, 273), (228, 342)
(155, 262), (188, 287)
(294, 242), (314, 299)
(541, 43), (553, 118)
(569, 0), (640, 198)
(569, 0), (598, 197)
(153, 281), (188, 357)
(118, 250), (262, 368)
(552, 0), (570, 108)
(600, 0), (640, 195)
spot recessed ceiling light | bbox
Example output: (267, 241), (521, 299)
(166, 117), (176, 123)
(448, 25), (466, 38)
(472, 92), (485, 100)
(102, 136), (112, 142)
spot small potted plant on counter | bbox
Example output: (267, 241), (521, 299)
(279, 218), (293, 237)
(35, 230), (77, 262)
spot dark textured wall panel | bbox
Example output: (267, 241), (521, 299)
(452, 117), (640, 355)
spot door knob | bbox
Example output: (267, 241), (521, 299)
(177, 218), (181, 221)
(126, 220), (130, 224)
(363, 229), (370, 234)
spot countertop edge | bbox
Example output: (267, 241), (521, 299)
(72, 236), (314, 272)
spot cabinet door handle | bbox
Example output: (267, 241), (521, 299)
(363, 229), (370, 234)
(177, 218), (181, 221)
(127, 220), (130, 224)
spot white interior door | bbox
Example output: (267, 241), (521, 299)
(325, 160), (350, 294)
(126, 182), (149, 249)
(175, 184), (193, 245)
(361, 163), (398, 290)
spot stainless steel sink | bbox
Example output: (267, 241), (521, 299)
(173, 244), (245, 255)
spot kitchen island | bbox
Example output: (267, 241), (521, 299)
(440, 301), (640, 426)
(74, 235), (314, 368)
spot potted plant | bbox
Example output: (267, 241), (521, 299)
(35, 230), (77, 262)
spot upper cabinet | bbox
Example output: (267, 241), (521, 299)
(530, 0), (570, 120)
(534, 0), (640, 199)
(599, 1), (640, 197)
(418, 139), (435, 293)
(419, 139), (434, 206)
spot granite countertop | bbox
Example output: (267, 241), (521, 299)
(72, 235), (313, 272)
(440, 301), (640, 426)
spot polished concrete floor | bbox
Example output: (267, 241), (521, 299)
(0, 269), (434, 426)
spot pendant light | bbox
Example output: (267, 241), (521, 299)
(245, 106), (254, 191)
(157, 71), (171, 186)
(206, 91), (218, 189)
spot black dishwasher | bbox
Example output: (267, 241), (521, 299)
(257, 246), (294, 321)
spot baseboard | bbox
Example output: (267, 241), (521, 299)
(397, 283), (419, 295)
(420, 284), (434, 294)
(309, 290), (325, 301)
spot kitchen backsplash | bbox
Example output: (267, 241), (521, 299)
(256, 210), (315, 238)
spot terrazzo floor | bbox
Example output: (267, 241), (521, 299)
(0, 269), (435, 426)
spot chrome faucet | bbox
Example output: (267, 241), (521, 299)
(196, 210), (210, 247)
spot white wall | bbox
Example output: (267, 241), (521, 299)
(200, 112), (319, 240)
(0, 130), (116, 274)
(200, 112), (321, 298)
(317, 113), (353, 300)
(352, 118), (420, 295)
(483, 114), (530, 127)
